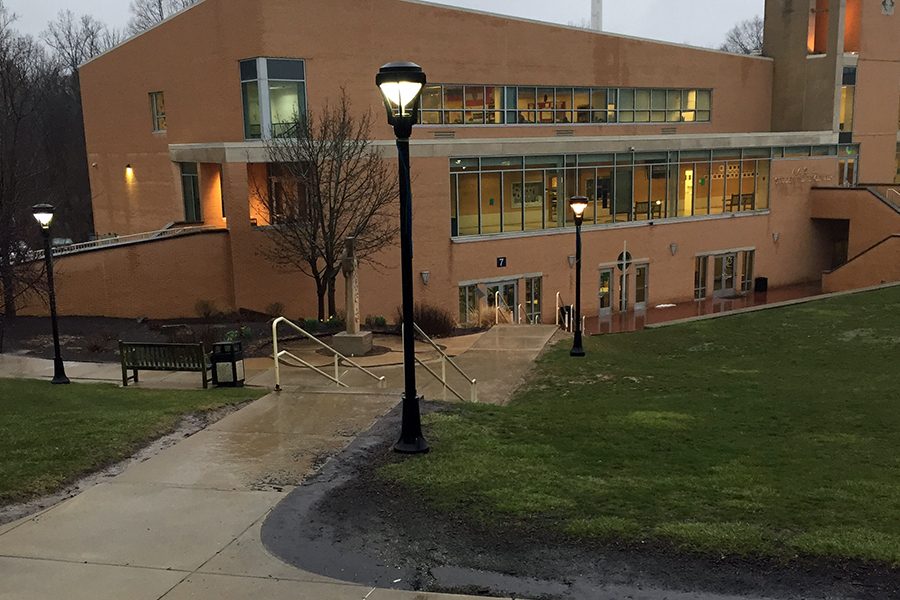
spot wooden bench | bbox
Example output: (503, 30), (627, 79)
(119, 342), (212, 389)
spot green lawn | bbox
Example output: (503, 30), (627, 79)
(382, 286), (900, 564)
(0, 380), (264, 504)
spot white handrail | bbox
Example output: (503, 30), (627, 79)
(493, 291), (514, 325)
(22, 225), (219, 263)
(272, 317), (385, 391)
(408, 323), (478, 403)
(555, 292), (562, 326)
(518, 304), (526, 324)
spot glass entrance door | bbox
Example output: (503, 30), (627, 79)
(635, 264), (649, 310)
(487, 281), (518, 323)
(713, 254), (737, 297)
(599, 269), (613, 316)
(524, 277), (542, 323)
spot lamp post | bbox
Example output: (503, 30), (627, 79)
(377, 61), (429, 454)
(569, 196), (588, 358)
(32, 204), (70, 385)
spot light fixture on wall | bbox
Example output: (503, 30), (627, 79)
(420, 271), (430, 286)
(568, 255), (577, 268)
(772, 232), (781, 243)
(669, 243), (678, 256)
(125, 164), (134, 181)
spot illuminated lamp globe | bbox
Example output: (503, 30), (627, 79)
(32, 204), (56, 230)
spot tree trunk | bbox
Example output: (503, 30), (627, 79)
(315, 279), (327, 322)
(327, 278), (337, 320)
(1, 272), (17, 320)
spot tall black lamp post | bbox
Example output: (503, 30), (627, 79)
(32, 204), (70, 385)
(569, 196), (589, 358)
(377, 61), (429, 454)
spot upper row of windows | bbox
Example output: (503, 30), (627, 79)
(148, 60), (712, 137)
(419, 85), (712, 126)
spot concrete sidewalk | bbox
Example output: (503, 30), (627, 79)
(0, 325), (558, 598)
(0, 389), (506, 599)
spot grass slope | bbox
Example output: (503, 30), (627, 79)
(0, 380), (263, 504)
(382, 287), (900, 563)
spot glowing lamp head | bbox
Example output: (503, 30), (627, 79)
(376, 61), (426, 138)
(569, 196), (589, 224)
(32, 204), (55, 230)
(125, 164), (134, 180)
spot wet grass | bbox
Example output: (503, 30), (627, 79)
(382, 286), (900, 563)
(0, 380), (264, 504)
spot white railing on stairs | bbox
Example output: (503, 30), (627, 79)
(406, 323), (478, 403)
(271, 317), (386, 391)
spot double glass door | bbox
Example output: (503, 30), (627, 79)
(487, 281), (518, 323)
(713, 253), (737, 297)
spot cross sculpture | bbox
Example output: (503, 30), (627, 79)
(341, 237), (361, 336)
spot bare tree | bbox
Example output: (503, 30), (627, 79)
(0, 2), (54, 344)
(258, 90), (400, 320)
(720, 16), (764, 55)
(128, 0), (198, 35)
(43, 11), (122, 78)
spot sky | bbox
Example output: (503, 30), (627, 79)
(3, 0), (763, 50)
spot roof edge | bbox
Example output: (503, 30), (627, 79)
(79, 0), (208, 69)
(398, 0), (773, 62)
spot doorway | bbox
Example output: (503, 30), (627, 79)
(524, 277), (542, 323)
(713, 253), (737, 297)
(487, 281), (518, 323)
(598, 269), (614, 316)
(635, 264), (649, 310)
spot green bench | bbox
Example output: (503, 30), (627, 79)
(119, 342), (212, 389)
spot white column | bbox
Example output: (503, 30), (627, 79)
(591, 0), (603, 32)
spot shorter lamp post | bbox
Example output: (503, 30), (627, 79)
(376, 61), (429, 454)
(569, 196), (589, 358)
(32, 204), (70, 385)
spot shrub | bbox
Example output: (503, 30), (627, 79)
(396, 303), (456, 338)
(265, 302), (285, 317)
(225, 326), (253, 342)
(194, 299), (223, 322)
(365, 315), (388, 328)
(302, 318), (320, 333)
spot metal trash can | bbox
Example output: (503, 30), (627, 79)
(754, 277), (769, 294)
(211, 341), (245, 388)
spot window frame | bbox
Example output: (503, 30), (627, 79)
(240, 57), (308, 140)
(149, 91), (166, 132)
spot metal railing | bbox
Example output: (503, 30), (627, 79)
(494, 291), (515, 324)
(407, 323), (477, 403)
(271, 317), (385, 391)
(23, 224), (219, 262)
(555, 292), (575, 332)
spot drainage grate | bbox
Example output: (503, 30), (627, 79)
(433, 131), (456, 139)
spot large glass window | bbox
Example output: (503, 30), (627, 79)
(447, 147), (837, 237)
(420, 84), (712, 126)
(240, 58), (307, 139)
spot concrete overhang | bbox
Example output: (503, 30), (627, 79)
(169, 131), (839, 164)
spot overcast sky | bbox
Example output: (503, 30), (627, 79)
(4, 0), (763, 49)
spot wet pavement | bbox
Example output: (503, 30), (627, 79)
(0, 326), (563, 600)
(585, 283), (823, 334)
